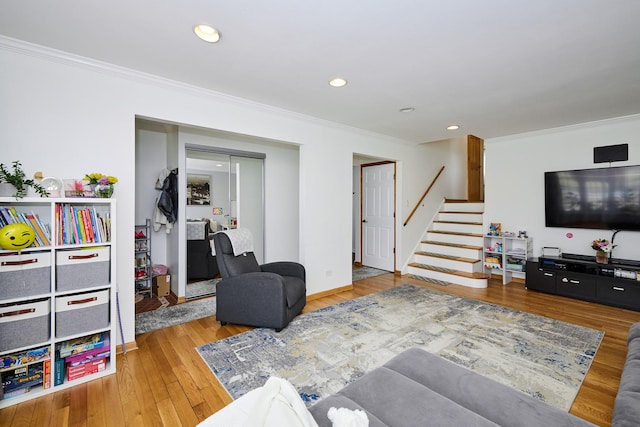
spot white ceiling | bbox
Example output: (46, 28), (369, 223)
(2, 0), (640, 143)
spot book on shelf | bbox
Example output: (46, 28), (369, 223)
(66, 357), (106, 382)
(56, 204), (110, 245)
(65, 340), (110, 367)
(1, 363), (44, 393)
(0, 345), (51, 370)
(54, 356), (64, 386)
(0, 208), (51, 247)
(58, 332), (109, 359)
(43, 360), (51, 389)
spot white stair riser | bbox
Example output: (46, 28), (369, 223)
(407, 267), (488, 288)
(412, 254), (480, 273)
(432, 222), (483, 234)
(419, 243), (482, 259)
(426, 232), (484, 246)
(438, 212), (483, 223)
(443, 202), (484, 213)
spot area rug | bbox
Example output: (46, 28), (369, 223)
(135, 296), (216, 335)
(352, 265), (389, 282)
(196, 284), (604, 411)
(186, 278), (219, 300)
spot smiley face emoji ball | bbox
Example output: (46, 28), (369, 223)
(0, 223), (36, 250)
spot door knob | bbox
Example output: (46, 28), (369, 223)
(362, 219), (368, 223)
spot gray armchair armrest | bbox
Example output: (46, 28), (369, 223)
(216, 272), (289, 329)
(261, 261), (305, 281)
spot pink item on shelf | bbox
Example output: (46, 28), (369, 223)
(151, 264), (168, 277)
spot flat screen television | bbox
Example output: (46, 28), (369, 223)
(545, 165), (640, 231)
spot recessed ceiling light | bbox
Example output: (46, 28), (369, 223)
(399, 107), (415, 113)
(329, 77), (347, 87)
(194, 24), (221, 43)
(447, 125), (460, 130)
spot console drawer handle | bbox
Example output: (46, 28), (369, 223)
(569, 279), (580, 284)
(612, 287), (625, 292)
(544, 273), (553, 277)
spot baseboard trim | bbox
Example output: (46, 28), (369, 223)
(308, 284), (354, 301)
(117, 340), (139, 354)
(176, 291), (186, 304)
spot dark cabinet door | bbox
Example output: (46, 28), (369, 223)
(597, 278), (640, 311)
(556, 272), (597, 299)
(525, 261), (556, 294)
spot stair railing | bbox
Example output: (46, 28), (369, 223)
(403, 165), (445, 227)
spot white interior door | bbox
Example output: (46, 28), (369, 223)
(362, 162), (395, 271)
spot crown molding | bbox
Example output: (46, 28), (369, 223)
(0, 35), (411, 146)
(487, 113), (640, 143)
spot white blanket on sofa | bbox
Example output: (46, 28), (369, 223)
(197, 377), (318, 427)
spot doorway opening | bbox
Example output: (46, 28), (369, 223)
(352, 155), (396, 279)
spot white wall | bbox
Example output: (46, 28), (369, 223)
(1, 38), (467, 346)
(135, 127), (169, 266)
(485, 115), (640, 261)
(399, 138), (470, 267)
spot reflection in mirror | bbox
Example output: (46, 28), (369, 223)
(185, 148), (264, 300)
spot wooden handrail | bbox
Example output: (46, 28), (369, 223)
(403, 165), (445, 227)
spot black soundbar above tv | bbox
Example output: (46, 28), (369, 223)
(545, 165), (640, 231)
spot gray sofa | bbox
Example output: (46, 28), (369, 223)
(309, 347), (594, 427)
(612, 322), (640, 427)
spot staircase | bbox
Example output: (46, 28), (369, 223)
(407, 199), (489, 288)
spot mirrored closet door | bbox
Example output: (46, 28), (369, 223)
(185, 147), (265, 296)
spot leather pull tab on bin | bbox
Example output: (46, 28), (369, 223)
(0, 308), (36, 317)
(68, 253), (99, 260)
(67, 297), (98, 305)
(1, 258), (38, 266)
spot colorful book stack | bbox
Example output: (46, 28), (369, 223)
(0, 207), (51, 247)
(55, 333), (110, 385)
(0, 346), (51, 401)
(55, 204), (111, 245)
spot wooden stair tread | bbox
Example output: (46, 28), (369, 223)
(428, 230), (483, 237)
(439, 211), (484, 215)
(421, 240), (483, 250)
(433, 220), (482, 225)
(408, 262), (489, 279)
(414, 251), (480, 264)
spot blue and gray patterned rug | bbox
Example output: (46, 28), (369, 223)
(196, 284), (604, 411)
(136, 297), (216, 335)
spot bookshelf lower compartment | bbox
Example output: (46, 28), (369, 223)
(0, 331), (114, 407)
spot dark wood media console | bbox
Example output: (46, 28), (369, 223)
(526, 254), (640, 312)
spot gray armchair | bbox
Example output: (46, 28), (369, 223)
(212, 231), (306, 331)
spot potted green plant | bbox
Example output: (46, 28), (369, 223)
(0, 160), (48, 199)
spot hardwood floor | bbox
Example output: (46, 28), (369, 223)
(1, 274), (637, 427)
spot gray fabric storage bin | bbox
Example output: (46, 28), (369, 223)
(0, 298), (50, 352)
(56, 247), (110, 291)
(0, 251), (51, 300)
(55, 289), (109, 337)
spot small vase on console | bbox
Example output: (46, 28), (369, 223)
(596, 250), (609, 264)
